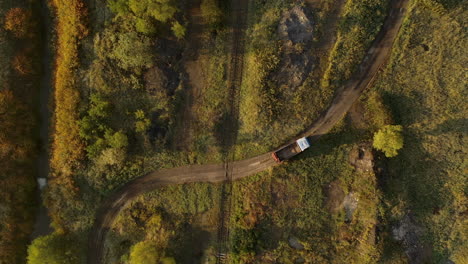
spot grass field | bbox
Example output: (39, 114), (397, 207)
(236, 0), (389, 159)
(229, 0), (467, 263)
(372, 0), (467, 262)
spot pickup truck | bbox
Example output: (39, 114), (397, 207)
(272, 137), (311, 163)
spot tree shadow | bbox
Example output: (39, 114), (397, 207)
(214, 110), (240, 156)
(428, 118), (467, 136)
(381, 91), (429, 127)
(170, 223), (212, 264)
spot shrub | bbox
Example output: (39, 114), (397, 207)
(27, 233), (81, 264)
(108, 32), (155, 71)
(96, 148), (126, 167)
(201, 0), (223, 26)
(3, 8), (34, 38)
(160, 257), (176, 264)
(171, 21), (186, 39)
(128, 241), (161, 264)
(109, 0), (179, 36)
(373, 125), (404, 157)
(135, 17), (157, 35)
(107, 131), (128, 149)
(12, 51), (34, 75)
(135, 109), (151, 133)
(128, 0), (177, 23)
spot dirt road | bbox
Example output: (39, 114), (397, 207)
(87, 0), (408, 262)
(31, 0), (53, 239)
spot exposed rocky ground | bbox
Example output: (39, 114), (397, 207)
(392, 214), (433, 263)
(276, 5), (314, 92)
(343, 192), (359, 222)
(349, 144), (374, 172)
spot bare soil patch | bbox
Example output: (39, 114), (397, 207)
(275, 6), (315, 92)
(347, 100), (367, 129)
(324, 180), (345, 213)
(173, 0), (207, 151)
(349, 144), (374, 172)
(392, 214), (433, 263)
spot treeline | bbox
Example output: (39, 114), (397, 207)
(0, 1), (41, 263)
(44, 0), (88, 231)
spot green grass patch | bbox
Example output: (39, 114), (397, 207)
(372, 1), (467, 261)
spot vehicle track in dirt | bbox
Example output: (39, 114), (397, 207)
(175, 0), (204, 151)
(87, 0), (408, 262)
(216, 0), (249, 262)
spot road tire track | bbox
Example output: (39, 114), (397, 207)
(216, 0), (249, 262)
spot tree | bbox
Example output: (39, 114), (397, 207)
(135, 17), (157, 35)
(12, 51), (34, 75)
(110, 32), (155, 70)
(109, 0), (179, 36)
(171, 21), (186, 39)
(135, 109), (151, 133)
(3, 8), (34, 38)
(128, 0), (177, 23)
(373, 125), (404, 157)
(27, 233), (81, 264)
(201, 0), (223, 26)
(106, 130), (128, 149)
(128, 241), (161, 264)
(160, 257), (176, 264)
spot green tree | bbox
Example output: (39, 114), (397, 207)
(108, 0), (129, 15)
(106, 130), (128, 149)
(128, 241), (161, 264)
(135, 16), (157, 35)
(135, 109), (151, 133)
(171, 21), (186, 39)
(27, 233), (80, 264)
(128, 0), (177, 23)
(110, 32), (155, 70)
(373, 125), (404, 157)
(201, 0), (223, 26)
(160, 257), (176, 264)
(108, 0), (178, 35)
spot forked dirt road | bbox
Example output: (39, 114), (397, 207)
(88, 0), (409, 263)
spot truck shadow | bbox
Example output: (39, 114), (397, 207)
(296, 130), (362, 161)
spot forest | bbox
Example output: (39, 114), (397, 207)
(0, 0), (42, 263)
(0, 0), (465, 263)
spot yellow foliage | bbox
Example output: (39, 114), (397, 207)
(50, 0), (88, 180)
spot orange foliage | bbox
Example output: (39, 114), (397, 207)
(3, 7), (34, 38)
(12, 51), (34, 75)
(47, 0), (88, 229)
(50, 0), (87, 176)
(0, 89), (36, 264)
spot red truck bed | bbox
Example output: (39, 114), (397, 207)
(272, 137), (311, 163)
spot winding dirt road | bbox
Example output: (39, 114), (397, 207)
(87, 0), (408, 263)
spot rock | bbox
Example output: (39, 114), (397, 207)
(392, 214), (432, 263)
(278, 6), (314, 45)
(349, 145), (374, 172)
(325, 180), (345, 213)
(288, 236), (305, 250)
(37, 178), (47, 190)
(343, 192), (359, 222)
(275, 6), (315, 91)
